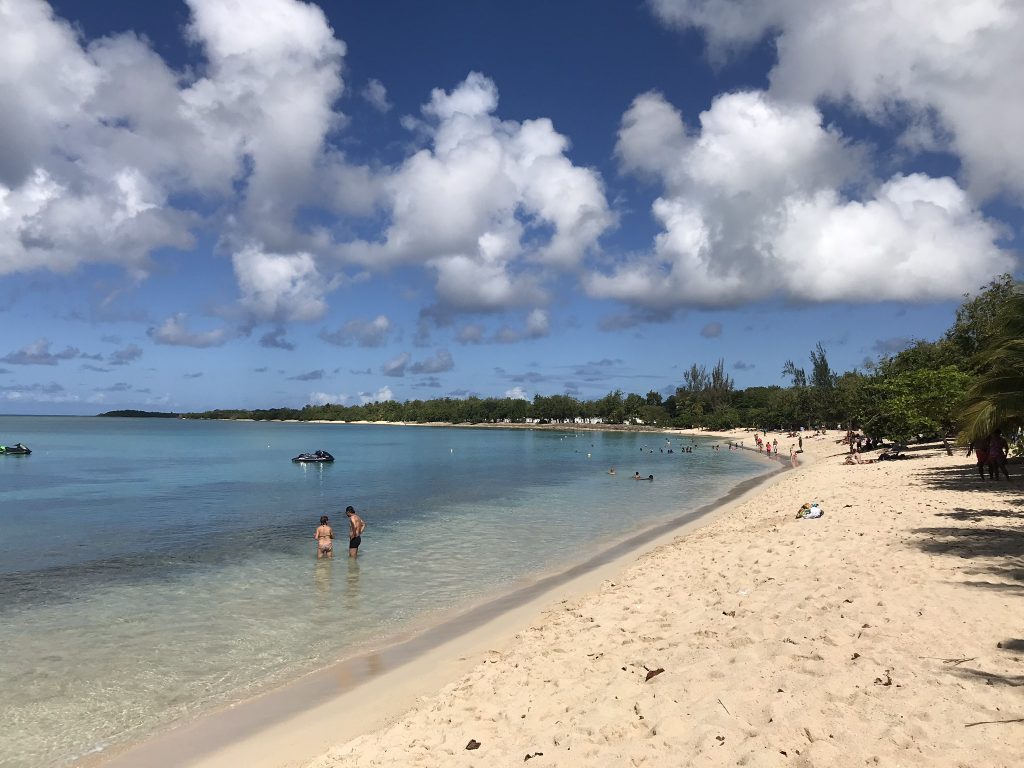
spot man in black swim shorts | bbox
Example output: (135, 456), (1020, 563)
(345, 505), (365, 558)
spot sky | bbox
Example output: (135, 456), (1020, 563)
(0, 0), (1021, 415)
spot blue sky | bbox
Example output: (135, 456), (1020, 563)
(1, 0), (1020, 414)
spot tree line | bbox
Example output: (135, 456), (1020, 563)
(183, 274), (1022, 448)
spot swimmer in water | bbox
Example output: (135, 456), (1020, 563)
(314, 515), (334, 559)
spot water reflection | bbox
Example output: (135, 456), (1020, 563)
(344, 558), (361, 611)
(313, 560), (333, 609)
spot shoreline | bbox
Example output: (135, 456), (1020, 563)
(92, 439), (788, 768)
(213, 415), (711, 436)
(306, 430), (1022, 767)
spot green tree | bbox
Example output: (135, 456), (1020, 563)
(595, 390), (625, 423)
(957, 285), (1024, 444)
(864, 366), (970, 441)
(945, 273), (1018, 370)
(623, 392), (646, 423)
(781, 359), (807, 388)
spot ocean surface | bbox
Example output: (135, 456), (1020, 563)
(0, 416), (772, 767)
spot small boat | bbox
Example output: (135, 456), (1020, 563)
(292, 449), (334, 463)
(0, 443), (31, 455)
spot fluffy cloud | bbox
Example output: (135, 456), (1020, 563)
(505, 386), (530, 400)
(148, 313), (231, 348)
(233, 245), (333, 323)
(2, 5), (615, 332)
(588, 89), (1012, 309)
(344, 72), (614, 314)
(649, 0), (1024, 201)
(0, 0), (354, 306)
(1, 338), (79, 365)
(319, 315), (393, 347)
(359, 386), (394, 404)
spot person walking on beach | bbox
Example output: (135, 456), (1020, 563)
(345, 505), (366, 558)
(987, 430), (1011, 480)
(314, 515), (334, 559)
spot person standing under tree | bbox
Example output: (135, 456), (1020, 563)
(345, 505), (366, 557)
(987, 430), (1011, 481)
(967, 440), (989, 479)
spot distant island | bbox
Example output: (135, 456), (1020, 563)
(97, 410), (180, 418)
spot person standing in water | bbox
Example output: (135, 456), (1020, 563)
(346, 505), (366, 558)
(314, 515), (334, 559)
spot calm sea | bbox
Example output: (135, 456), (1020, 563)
(0, 416), (771, 767)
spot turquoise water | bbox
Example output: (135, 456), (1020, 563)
(0, 416), (770, 767)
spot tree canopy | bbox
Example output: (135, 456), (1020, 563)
(181, 274), (1021, 453)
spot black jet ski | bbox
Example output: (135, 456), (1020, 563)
(0, 443), (31, 455)
(292, 449), (334, 463)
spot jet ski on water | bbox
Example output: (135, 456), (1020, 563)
(292, 449), (334, 463)
(0, 443), (31, 455)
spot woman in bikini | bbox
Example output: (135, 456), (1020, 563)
(314, 515), (334, 559)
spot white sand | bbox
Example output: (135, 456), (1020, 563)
(303, 430), (1022, 768)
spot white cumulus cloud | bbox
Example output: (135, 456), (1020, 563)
(343, 72), (614, 314)
(588, 89), (1012, 309)
(360, 386), (394, 404)
(232, 244), (333, 323)
(309, 391), (350, 406)
(649, 0), (1024, 201)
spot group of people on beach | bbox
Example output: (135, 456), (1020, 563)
(967, 430), (1012, 481)
(754, 434), (778, 456)
(314, 506), (365, 559)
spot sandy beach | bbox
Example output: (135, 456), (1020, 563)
(97, 428), (1022, 768)
(298, 429), (1021, 768)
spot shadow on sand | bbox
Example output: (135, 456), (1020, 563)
(917, 461), (1021, 495)
(907, 461), (1024, 690)
(912, 524), (1024, 560)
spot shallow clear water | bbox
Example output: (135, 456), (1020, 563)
(0, 416), (769, 767)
